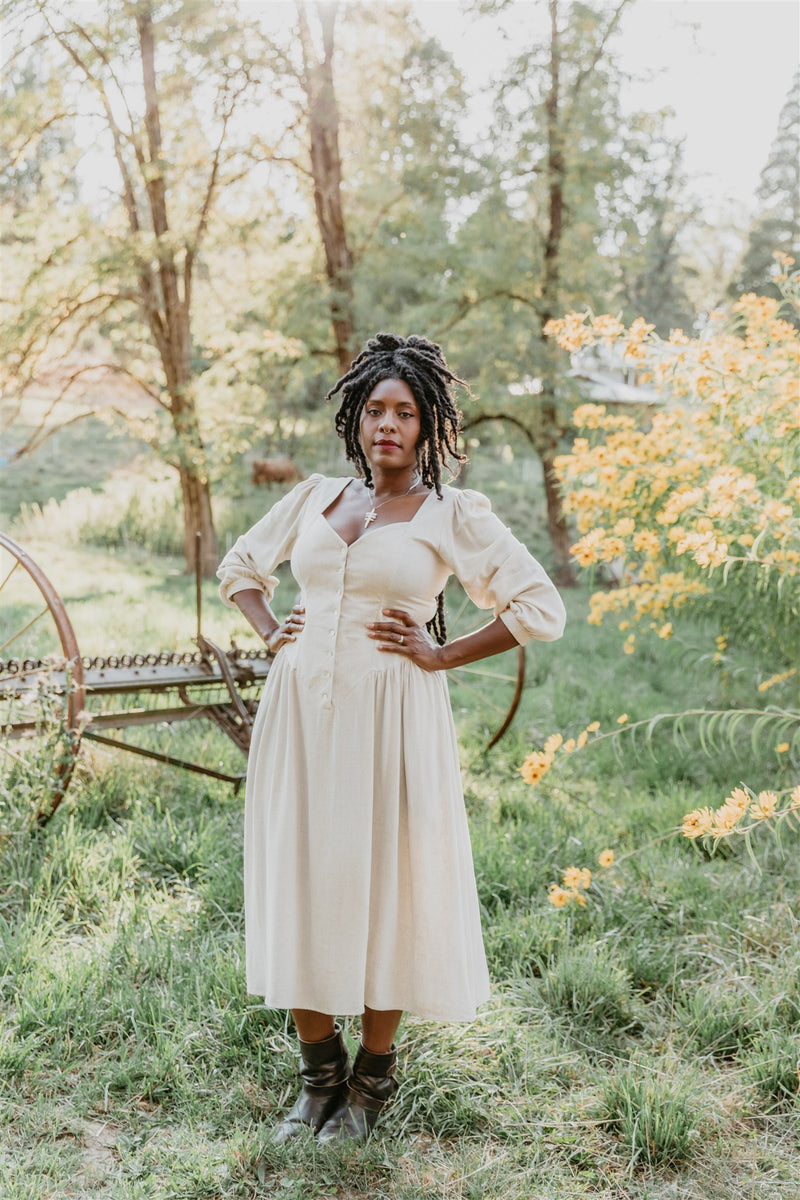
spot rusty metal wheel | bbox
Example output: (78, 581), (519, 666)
(445, 580), (526, 750)
(0, 532), (85, 823)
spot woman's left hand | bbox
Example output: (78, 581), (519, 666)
(367, 608), (443, 671)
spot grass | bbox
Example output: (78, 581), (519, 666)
(1, 448), (799, 1198)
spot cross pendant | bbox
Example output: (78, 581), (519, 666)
(364, 508), (377, 527)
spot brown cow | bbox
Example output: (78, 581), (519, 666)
(251, 457), (303, 486)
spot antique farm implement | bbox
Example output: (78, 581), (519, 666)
(1, 531), (525, 824)
(0, 531), (271, 822)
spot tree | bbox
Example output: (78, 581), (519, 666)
(733, 70), (800, 303)
(608, 132), (697, 335)
(238, 2), (471, 408)
(1, 1), (270, 574)
(293, 1), (356, 376)
(432, 0), (642, 583)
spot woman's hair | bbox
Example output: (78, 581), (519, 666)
(326, 332), (471, 644)
(327, 332), (469, 497)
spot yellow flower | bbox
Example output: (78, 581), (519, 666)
(790, 785), (800, 810)
(725, 787), (751, 815)
(520, 751), (551, 786)
(548, 885), (571, 908)
(623, 634), (636, 655)
(713, 802), (745, 836)
(750, 791), (778, 820)
(576, 730), (588, 749)
(758, 669), (797, 692)
(628, 317), (655, 343)
(592, 313), (626, 340)
(563, 738), (576, 753)
(571, 528), (607, 567)
(776, 743), (790, 754)
(573, 403), (608, 429)
(617, 713), (628, 725)
(633, 530), (660, 556)
(544, 732), (564, 756)
(682, 807), (714, 838)
(586, 721), (600, 733)
(657, 622), (673, 639)
(562, 866), (592, 892)
(598, 849), (615, 868)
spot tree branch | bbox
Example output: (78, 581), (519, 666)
(461, 411), (537, 446)
(11, 409), (98, 459)
(571, 0), (635, 100)
(433, 289), (542, 338)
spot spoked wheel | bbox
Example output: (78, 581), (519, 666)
(0, 532), (85, 823)
(444, 580), (526, 750)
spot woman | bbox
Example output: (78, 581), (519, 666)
(218, 333), (566, 1144)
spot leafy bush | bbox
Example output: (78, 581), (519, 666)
(538, 272), (800, 849)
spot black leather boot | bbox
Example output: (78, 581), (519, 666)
(316, 1042), (398, 1144)
(271, 1025), (351, 1143)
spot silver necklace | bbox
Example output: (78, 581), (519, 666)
(364, 472), (421, 527)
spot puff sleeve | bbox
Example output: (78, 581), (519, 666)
(217, 474), (324, 608)
(438, 488), (566, 644)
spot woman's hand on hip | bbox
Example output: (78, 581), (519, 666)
(367, 608), (444, 671)
(265, 604), (305, 654)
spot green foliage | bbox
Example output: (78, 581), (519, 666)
(2, 551), (800, 1194)
(540, 943), (640, 1040)
(742, 1028), (800, 1108)
(600, 1059), (706, 1168)
(12, 479), (184, 557)
(732, 70), (800, 306)
(678, 982), (762, 1060)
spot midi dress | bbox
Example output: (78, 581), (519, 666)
(218, 474), (565, 1022)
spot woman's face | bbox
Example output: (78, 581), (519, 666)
(359, 378), (421, 473)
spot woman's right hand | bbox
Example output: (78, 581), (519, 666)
(264, 604), (306, 654)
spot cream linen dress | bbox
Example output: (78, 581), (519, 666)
(218, 474), (565, 1022)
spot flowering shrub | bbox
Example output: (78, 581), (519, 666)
(524, 275), (800, 880)
(546, 272), (800, 668)
(524, 713), (800, 889)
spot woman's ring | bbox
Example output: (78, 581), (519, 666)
(399, 634), (404, 645)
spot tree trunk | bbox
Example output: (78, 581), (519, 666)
(539, 439), (577, 589)
(137, 4), (218, 576)
(536, 0), (578, 586)
(297, 1), (357, 375)
(178, 462), (218, 577)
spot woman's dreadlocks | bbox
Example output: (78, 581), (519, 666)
(326, 333), (470, 645)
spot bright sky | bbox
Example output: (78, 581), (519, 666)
(413, 0), (800, 216)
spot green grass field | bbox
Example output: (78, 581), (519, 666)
(1, 455), (798, 1199)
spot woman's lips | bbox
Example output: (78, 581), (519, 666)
(374, 440), (400, 448)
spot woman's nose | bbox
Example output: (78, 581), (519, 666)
(378, 415), (396, 430)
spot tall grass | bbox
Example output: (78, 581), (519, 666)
(1, 463), (798, 1198)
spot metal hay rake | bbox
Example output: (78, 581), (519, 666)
(0, 531), (271, 822)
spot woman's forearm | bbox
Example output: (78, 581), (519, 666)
(231, 588), (281, 644)
(437, 616), (520, 670)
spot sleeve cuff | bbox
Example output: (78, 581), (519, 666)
(497, 606), (530, 646)
(218, 574), (279, 609)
